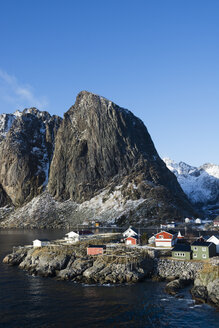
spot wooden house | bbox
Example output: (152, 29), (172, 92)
(155, 230), (177, 247)
(33, 239), (50, 247)
(125, 236), (137, 245)
(172, 244), (192, 260)
(191, 241), (216, 260)
(87, 245), (106, 255)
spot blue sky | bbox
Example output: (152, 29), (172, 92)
(0, 0), (218, 166)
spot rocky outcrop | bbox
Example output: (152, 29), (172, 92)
(3, 244), (153, 284)
(165, 278), (191, 296)
(0, 109), (62, 206)
(191, 263), (219, 306)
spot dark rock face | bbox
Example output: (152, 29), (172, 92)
(0, 109), (62, 206)
(48, 91), (194, 219)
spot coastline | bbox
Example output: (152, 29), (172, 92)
(3, 241), (219, 308)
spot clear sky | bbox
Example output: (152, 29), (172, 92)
(0, 0), (218, 167)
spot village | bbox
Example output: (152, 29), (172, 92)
(31, 215), (219, 262)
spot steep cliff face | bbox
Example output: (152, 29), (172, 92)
(48, 91), (194, 220)
(0, 109), (62, 206)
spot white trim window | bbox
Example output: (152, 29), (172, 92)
(202, 247), (206, 252)
(159, 235), (163, 239)
(202, 254), (206, 259)
(193, 253), (197, 258)
(194, 247), (198, 251)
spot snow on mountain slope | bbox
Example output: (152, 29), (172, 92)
(163, 158), (219, 206)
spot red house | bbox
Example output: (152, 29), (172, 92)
(87, 245), (106, 255)
(155, 231), (177, 247)
(125, 236), (137, 245)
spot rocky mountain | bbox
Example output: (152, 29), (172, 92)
(0, 108), (62, 206)
(163, 158), (219, 216)
(0, 91), (195, 228)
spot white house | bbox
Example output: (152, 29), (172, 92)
(185, 218), (191, 223)
(207, 235), (219, 254)
(123, 226), (138, 238)
(33, 239), (50, 247)
(195, 218), (202, 224)
(148, 234), (156, 245)
(65, 231), (80, 242)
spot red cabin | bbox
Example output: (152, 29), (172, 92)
(87, 245), (106, 255)
(125, 236), (137, 245)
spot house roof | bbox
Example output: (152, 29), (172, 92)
(172, 244), (191, 252)
(87, 245), (106, 249)
(124, 226), (138, 234)
(191, 241), (212, 247)
(156, 230), (176, 236)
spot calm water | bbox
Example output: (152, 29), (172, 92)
(0, 230), (218, 328)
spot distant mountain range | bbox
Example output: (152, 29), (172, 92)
(163, 158), (219, 217)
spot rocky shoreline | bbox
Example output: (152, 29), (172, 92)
(3, 244), (219, 307)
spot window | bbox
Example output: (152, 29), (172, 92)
(193, 253), (197, 258)
(194, 247), (198, 251)
(202, 254), (206, 259)
(159, 235), (163, 239)
(202, 247), (206, 252)
(174, 252), (178, 256)
(182, 253), (185, 257)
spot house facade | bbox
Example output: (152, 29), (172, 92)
(87, 245), (106, 255)
(172, 244), (192, 260)
(33, 239), (50, 247)
(155, 231), (177, 247)
(125, 236), (137, 245)
(191, 241), (216, 260)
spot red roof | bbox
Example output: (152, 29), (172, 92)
(155, 231), (176, 239)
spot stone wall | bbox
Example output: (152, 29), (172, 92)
(154, 258), (204, 280)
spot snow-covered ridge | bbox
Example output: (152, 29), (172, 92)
(163, 158), (219, 206)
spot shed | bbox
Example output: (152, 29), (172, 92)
(125, 236), (137, 246)
(172, 244), (192, 260)
(33, 239), (50, 247)
(87, 245), (106, 255)
(191, 241), (216, 260)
